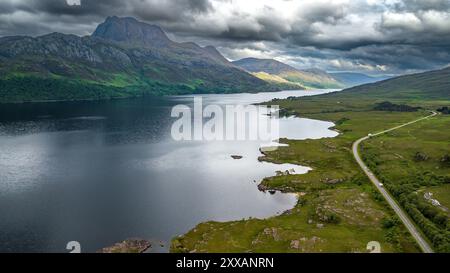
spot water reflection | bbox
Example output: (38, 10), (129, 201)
(0, 90), (338, 252)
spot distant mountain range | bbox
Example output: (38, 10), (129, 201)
(330, 72), (390, 87)
(0, 16), (392, 103)
(231, 58), (389, 90)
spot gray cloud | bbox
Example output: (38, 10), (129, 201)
(133, 0), (213, 23)
(0, 0), (449, 75)
(393, 0), (450, 12)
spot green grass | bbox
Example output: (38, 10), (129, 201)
(361, 115), (450, 251)
(172, 188), (418, 253)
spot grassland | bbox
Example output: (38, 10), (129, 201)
(172, 188), (417, 253)
(171, 76), (449, 253)
(361, 115), (450, 251)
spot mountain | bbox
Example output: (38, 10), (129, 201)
(330, 72), (390, 87)
(0, 16), (271, 103)
(232, 58), (343, 89)
(233, 57), (297, 75)
(92, 16), (172, 47)
(335, 67), (450, 100)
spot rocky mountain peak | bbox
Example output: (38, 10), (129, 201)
(203, 45), (230, 65)
(92, 16), (171, 47)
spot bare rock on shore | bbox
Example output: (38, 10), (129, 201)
(290, 240), (300, 249)
(258, 184), (269, 192)
(98, 238), (151, 253)
(323, 178), (343, 184)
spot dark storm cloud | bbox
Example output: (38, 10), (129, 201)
(0, 0), (449, 75)
(133, 0), (213, 23)
(393, 0), (450, 12)
(0, 1), (34, 15)
(186, 0), (214, 13)
(0, 0), (213, 36)
(337, 44), (450, 73)
(30, 0), (212, 17)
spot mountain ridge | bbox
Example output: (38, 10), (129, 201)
(0, 16), (272, 103)
(330, 72), (390, 87)
(336, 66), (450, 100)
(232, 58), (343, 89)
(92, 16), (172, 47)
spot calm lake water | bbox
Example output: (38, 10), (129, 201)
(0, 89), (338, 253)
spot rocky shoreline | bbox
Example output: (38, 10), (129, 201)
(98, 239), (152, 253)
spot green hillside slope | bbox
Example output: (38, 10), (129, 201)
(233, 57), (343, 89)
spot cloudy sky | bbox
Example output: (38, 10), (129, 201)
(1, 0), (449, 75)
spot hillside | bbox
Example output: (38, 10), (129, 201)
(330, 72), (389, 87)
(268, 67), (450, 117)
(233, 57), (298, 75)
(251, 72), (305, 90)
(335, 67), (450, 101)
(0, 16), (272, 103)
(233, 58), (343, 89)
